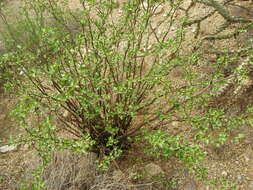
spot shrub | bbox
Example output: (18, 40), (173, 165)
(1, 0), (190, 167)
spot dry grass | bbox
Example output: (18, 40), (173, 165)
(43, 150), (97, 190)
(42, 150), (157, 190)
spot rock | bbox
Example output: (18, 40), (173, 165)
(154, 4), (164, 16)
(171, 121), (180, 128)
(191, 26), (197, 33)
(143, 2), (148, 8)
(237, 175), (244, 183)
(144, 163), (164, 177)
(221, 171), (228, 177)
(244, 156), (250, 163)
(229, 6), (253, 19)
(112, 170), (125, 182)
(22, 144), (29, 151)
(0, 145), (17, 153)
(248, 181), (253, 189)
(180, 1), (194, 10)
(183, 180), (197, 190)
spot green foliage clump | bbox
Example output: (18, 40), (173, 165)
(1, 0), (187, 168)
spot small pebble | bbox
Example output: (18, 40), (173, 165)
(248, 181), (253, 189)
(237, 175), (243, 183)
(221, 171), (228, 177)
(244, 156), (250, 163)
(0, 145), (17, 153)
